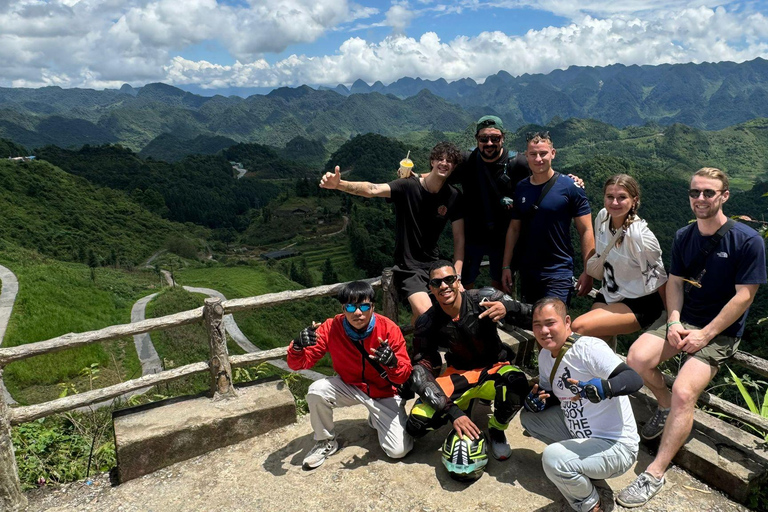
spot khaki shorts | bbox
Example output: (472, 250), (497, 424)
(644, 318), (740, 368)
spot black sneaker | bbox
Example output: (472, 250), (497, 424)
(641, 407), (670, 440)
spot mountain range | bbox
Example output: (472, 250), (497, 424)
(1, 58), (767, 154)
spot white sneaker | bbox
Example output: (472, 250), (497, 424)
(302, 438), (339, 469)
(616, 472), (665, 508)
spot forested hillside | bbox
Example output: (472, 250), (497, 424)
(0, 158), (201, 265)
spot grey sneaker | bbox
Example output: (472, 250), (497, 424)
(302, 438), (338, 469)
(488, 427), (512, 461)
(616, 472), (665, 508)
(641, 407), (670, 440)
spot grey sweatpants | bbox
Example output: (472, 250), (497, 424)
(306, 376), (413, 459)
(521, 407), (637, 512)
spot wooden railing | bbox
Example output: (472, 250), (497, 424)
(0, 270), (767, 510)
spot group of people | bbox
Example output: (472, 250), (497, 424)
(286, 115), (766, 511)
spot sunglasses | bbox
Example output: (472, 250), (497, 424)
(477, 135), (502, 144)
(344, 303), (372, 313)
(688, 189), (724, 199)
(526, 130), (550, 142)
(428, 274), (459, 288)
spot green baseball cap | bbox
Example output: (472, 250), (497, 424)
(476, 115), (503, 134)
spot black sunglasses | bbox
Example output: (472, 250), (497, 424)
(688, 188), (724, 199)
(526, 130), (550, 142)
(477, 135), (502, 144)
(428, 274), (459, 288)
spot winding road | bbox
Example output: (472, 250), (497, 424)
(0, 263), (323, 408)
(0, 265), (19, 405)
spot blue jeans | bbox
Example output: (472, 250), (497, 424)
(521, 407), (638, 512)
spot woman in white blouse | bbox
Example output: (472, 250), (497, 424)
(572, 174), (667, 341)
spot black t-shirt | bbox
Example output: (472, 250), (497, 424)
(386, 177), (463, 269)
(451, 149), (530, 243)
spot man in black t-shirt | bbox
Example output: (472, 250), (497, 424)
(450, 116), (529, 290)
(320, 142), (465, 318)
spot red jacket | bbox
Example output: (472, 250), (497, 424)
(287, 313), (411, 399)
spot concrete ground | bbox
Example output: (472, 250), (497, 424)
(25, 402), (747, 512)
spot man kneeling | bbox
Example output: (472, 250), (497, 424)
(521, 298), (642, 512)
(288, 281), (413, 469)
(406, 260), (532, 460)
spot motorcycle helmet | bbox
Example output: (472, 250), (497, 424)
(441, 429), (488, 482)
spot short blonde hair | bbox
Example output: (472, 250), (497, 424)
(693, 167), (729, 191)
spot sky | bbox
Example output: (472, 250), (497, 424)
(1, 0), (767, 94)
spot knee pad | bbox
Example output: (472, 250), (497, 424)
(405, 413), (431, 439)
(409, 364), (448, 412)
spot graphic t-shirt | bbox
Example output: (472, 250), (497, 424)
(538, 336), (639, 447)
(594, 208), (668, 302)
(510, 173), (591, 276)
(387, 177), (463, 269)
(670, 221), (766, 337)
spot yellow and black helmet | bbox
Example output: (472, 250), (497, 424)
(441, 429), (488, 481)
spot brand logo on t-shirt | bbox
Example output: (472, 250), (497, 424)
(717, 252), (728, 258)
(437, 205), (448, 217)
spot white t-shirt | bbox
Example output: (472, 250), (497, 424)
(538, 335), (640, 447)
(594, 208), (667, 303)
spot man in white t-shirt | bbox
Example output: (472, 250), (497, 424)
(521, 297), (642, 512)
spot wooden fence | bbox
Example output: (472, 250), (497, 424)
(0, 270), (767, 510)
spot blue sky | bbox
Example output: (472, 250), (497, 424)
(1, 1), (767, 92)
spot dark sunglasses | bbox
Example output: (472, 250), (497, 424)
(428, 274), (459, 288)
(526, 130), (550, 142)
(477, 135), (502, 144)
(688, 189), (724, 199)
(344, 303), (372, 313)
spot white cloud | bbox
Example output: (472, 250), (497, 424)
(163, 5), (768, 89)
(0, 1), (767, 90)
(0, 0), (377, 87)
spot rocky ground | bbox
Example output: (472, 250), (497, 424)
(24, 403), (748, 512)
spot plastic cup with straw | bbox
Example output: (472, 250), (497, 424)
(398, 151), (414, 178)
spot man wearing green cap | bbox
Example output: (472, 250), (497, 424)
(450, 115), (530, 291)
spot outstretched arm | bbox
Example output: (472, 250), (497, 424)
(320, 165), (391, 198)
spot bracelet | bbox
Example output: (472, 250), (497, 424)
(666, 321), (682, 328)
(502, 266), (511, 270)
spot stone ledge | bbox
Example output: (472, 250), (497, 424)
(631, 387), (768, 504)
(113, 379), (296, 483)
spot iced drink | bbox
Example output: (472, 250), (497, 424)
(398, 156), (414, 179)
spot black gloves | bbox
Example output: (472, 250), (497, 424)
(292, 325), (318, 351)
(370, 339), (397, 368)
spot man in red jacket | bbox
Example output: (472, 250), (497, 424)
(288, 281), (413, 470)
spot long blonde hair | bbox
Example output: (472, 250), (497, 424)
(603, 174), (640, 247)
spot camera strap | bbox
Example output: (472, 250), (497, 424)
(532, 172), (560, 215)
(682, 218), (735, 294)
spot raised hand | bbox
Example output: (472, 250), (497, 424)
(478, 300), (506, 322)
(370, 337), (397, 368)
(320, 166), (342, 190)
(292, 322), (319, 351)
(524, 384), (549, 412)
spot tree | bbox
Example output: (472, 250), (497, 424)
(322, 258), (339, 285)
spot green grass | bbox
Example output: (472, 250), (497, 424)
(176, 264), (300, 299)
(0, 243), (156, 404)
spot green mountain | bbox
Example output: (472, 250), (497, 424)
(0, 157), (200, 265)
(139, 133), (238, 162)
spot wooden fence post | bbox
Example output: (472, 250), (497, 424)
(0, 370), (26, 511)
(203, 298), (237, 400)
(381, 267), (399, 324)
